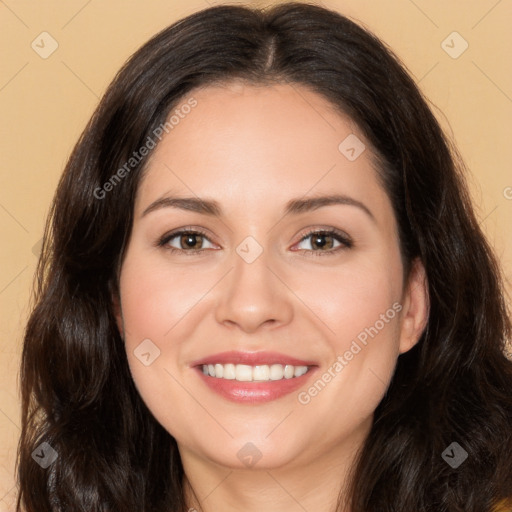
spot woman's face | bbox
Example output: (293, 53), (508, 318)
(116, 82), (427, 472)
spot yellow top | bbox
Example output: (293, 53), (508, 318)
(494, 499), (512, 511)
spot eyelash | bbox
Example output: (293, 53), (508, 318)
(157, 226), (353, 258)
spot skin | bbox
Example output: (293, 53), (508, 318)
(114, 82), (429, 512)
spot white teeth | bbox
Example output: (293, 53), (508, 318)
(294, 366), (308, 377)
(223, 363), (236, 380)
(214, 363), (224, 378)
(253, 365), (270, 381)
(269, 364), (283, 380)
(201, 363), (310, 381)
(235, 364), (253, 381)
(284, 365), (295, 379)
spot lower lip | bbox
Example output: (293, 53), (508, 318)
(195, 367), (317, 403)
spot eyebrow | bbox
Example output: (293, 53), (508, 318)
(141, 193), (375, 222)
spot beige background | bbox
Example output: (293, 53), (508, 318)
(1, 0), (511, 509)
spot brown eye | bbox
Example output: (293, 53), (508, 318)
(295, 229), (353, 256)
(159, 230), (215, 253)
(178, 232), (204, 250)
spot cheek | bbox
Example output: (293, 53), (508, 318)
(299, 252), (403, 350)
(297, 302), (402, 446)
(119, 251), (208, 344)
(119, 253), (205, 437)
(294, 253), (404, 420)
(118, 245), (237, 423)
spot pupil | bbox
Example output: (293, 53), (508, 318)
(315, 235), (325, 248)
(183, 234), (199, 248)
(313, 234), (332, 250)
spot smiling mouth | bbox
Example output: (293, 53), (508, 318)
(201, 363), (310, 381)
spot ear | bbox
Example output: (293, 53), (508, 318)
(112, 291), (125, 339)
(398, 257), (429, 354)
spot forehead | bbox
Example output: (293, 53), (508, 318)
(135, 82), (388, 218)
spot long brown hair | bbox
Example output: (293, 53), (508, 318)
(17, 3), (512, 511)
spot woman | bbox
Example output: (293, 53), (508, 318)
(16, 3), (512, 511)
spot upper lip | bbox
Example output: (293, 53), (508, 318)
(190, 351), (317, 367)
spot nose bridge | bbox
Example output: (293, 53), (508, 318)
(214, 237), (293, 332)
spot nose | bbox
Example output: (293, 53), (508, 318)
(214, 247), (294, 334)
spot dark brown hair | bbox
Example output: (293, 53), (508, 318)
(17, 3), (512, 511)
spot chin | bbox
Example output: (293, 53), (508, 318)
(182, 435), (306, 471)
